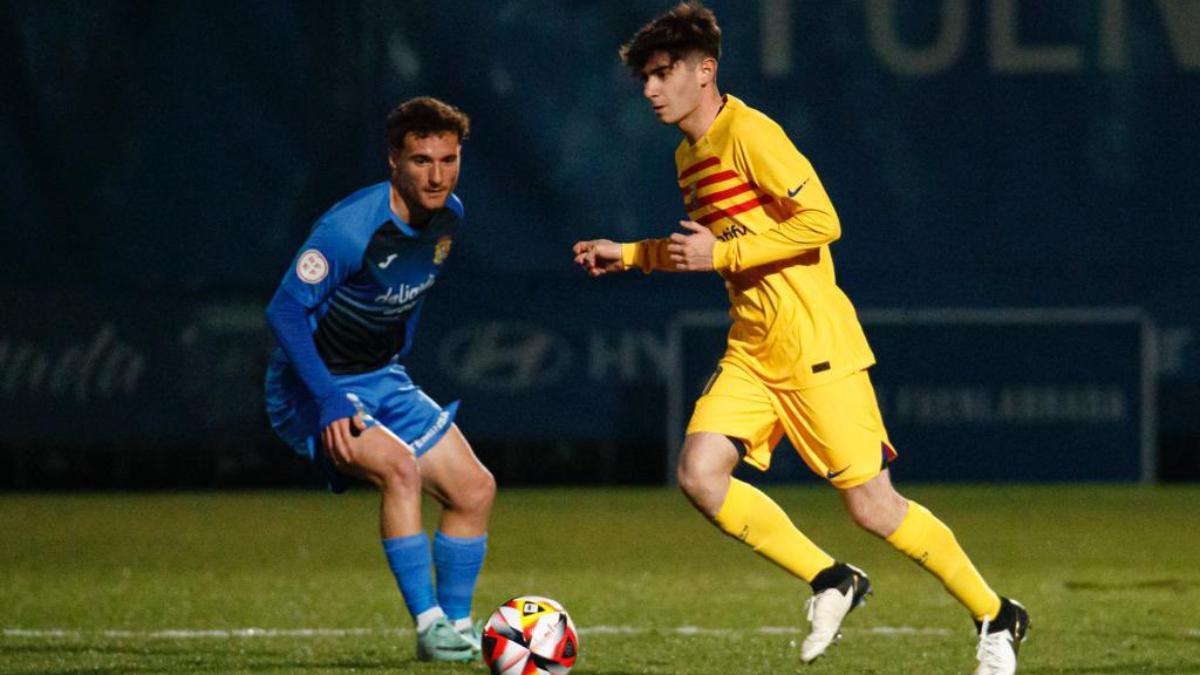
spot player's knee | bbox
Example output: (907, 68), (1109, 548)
(846, 500), (883, 534)
(449, 467), (497, 516)
(469, 468), (498, 512)
(378, 453), (422, 496)
(675, 461), (699, 497)
(846, 492), (906, 536)
(676, 462), (722, 514)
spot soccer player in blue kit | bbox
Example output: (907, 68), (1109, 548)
(264, 97), (494, 663)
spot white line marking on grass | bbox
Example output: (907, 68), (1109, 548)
(584, 625), (952, 636)
(4, 628), (390, 640)
(4, 625), (954, 640)
(104, 628), (381, 639)
(1187, 629), (1200, 637)
(867, 626), (953, 636)
(581, 626), (644, 634)
(3, 629), (82, 638)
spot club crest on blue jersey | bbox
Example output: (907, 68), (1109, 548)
(434, 236), (452, 265)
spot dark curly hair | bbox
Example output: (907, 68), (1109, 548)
(619, 2), (721, 75)
(386, 96), (470, 151)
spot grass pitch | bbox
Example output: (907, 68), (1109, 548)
(2, 484), (1199, 673)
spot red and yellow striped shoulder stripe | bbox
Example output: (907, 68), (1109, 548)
(677, 156), (773, 226)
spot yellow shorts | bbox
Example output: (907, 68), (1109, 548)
(686, 360), (897, 489)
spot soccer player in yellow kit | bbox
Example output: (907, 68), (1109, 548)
(572, 3), (1028, 673)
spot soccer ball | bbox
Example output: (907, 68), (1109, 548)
(481, 595), (579, 675)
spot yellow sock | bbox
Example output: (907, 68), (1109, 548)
(886, 500), (1002, 621)
(712, 478), (834, 582)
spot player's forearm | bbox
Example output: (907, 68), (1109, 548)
(265, 289), (356, 426)
(621, 238), (678, 273)
(711, 210), (840, 273)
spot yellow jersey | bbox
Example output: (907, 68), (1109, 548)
(621, 95), (874, 389)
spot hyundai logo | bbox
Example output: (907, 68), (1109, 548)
(438, 322), (573, 392)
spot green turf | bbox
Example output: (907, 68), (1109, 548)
(2, 484), (1199, 673)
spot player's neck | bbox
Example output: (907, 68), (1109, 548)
(678, 89), (725, 144)
(389, 184), (431, 229)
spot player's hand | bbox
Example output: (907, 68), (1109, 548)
(667, 221), (715, 271)
(321, 414), (369, 468)
(572, 239), (625, 277)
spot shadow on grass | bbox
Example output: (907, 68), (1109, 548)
(4, 660), (406, 674)
(1064, 578), (1200, 592)
(0, 645), (415, 674)
(1027, 663), (1200, 674)
(1, 643), (198, 657)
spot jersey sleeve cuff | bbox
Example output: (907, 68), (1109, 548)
(621, 242), (644, 272)
(317, 390), (359, 429)
(711, 240), (734, 271)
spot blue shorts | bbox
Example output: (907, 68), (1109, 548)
(264, 360), (458, 493)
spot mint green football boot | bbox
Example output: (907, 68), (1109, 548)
(458, 619), (484, 658)
(416, 616), (476, 662)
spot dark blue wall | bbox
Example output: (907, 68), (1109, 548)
(2, 1), (1197, 485)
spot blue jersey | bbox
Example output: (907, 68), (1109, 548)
(274, 181), (461, 374)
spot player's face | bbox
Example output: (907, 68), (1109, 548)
(389, 131), (461, 215)
(640, 51), (704, 125)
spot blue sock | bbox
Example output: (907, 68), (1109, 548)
(433, 531), (488, 621)
(382, 533), (438, 620)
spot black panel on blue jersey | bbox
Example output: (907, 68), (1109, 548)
(313, 204), (460, 375)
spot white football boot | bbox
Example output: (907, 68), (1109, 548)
(974, 597), (1030, 675)
(800, 563), (872, 663)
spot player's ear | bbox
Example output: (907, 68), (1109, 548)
(699, 57), (717, 87)
(387, 150), (399, 170)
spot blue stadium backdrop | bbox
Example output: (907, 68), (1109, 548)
(1, 1), (1197, 486)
